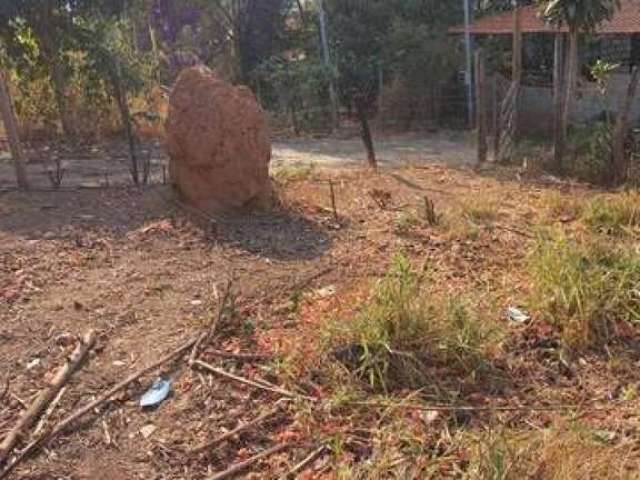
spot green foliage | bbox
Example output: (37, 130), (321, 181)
(325, 252), (499, 392)
(257, 57), (335, 132)
(537, 0), (621, 32)
(529, 230), (640, 349)
(567, 121), (612, 183)
(582, 192), (640, 235)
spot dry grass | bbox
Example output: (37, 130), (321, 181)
(582, 192), (640, 236)
(465, 421), (640, 480)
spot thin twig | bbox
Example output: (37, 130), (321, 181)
(0, 335), (198, 479)
(245, 267), (334, 311)
(209, 279), (233, 341)
(207, 443), (293, 480)
(349, 400), (633, 413)
(328, 180), (338, 222)
(193, 360), (315, 402)
(189, 332), (207, 367)
(206, 350), (274, 362)
(281, 444), (328, 479)
(191, 407), (281, 454)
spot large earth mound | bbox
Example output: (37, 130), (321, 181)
(166, 66), (272, 213)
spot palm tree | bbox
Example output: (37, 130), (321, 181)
(537, 0), (621, 170)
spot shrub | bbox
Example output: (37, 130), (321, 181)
(529, 231), (640, 349)
(567, 122), (612, 184)
(582, 192), (640, 235)
(325, 253), (499, 392)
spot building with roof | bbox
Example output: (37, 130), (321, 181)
(450, 1), (640, 136)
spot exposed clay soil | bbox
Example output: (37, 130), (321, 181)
(1, 159), (640, 479)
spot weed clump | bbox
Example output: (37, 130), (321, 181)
(325, 253), (500, 392)
(529, 230), (640, 350)
(582, 192), (640, 235)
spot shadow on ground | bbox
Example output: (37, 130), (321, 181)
(214, 208), (332, 261)
(0, 185), (332, 262)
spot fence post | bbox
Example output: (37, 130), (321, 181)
(475, 49), (488, 164)
(492, 75), (500, 161)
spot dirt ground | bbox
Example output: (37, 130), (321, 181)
(2, 144), (640, 479)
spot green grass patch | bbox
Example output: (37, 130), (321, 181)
(529, 230), (640, 350)
(324, 253), (501, 392)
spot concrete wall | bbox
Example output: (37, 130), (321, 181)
(518, 71), (640, 136)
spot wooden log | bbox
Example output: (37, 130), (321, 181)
(0, 331), (96, 465)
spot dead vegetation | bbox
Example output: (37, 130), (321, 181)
(2, 162), (640, 479)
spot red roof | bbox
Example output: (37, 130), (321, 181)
(450, 1), (640, 35)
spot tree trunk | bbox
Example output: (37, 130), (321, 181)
(553, 32), (566, 171)
(355, 101), (376, 170)
(475, 49), (488, 164)
(37, 5), (75, 140)
(511, 1), (522, 141)
(612, 66), (640, 184)
(0, 69), (29, 189)
(50, 61), (75, 139)
(559, 28), (579, 165)
(110, 63), (139, 186)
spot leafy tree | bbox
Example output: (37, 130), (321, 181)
(383, 0), (461, 129)
(537, 0), (621, 170)
(325, 0), (395, 169)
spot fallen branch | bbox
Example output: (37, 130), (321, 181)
(206, 350), (274, 363)
(191, 407), (281, 455)
(32, 387), (66, 438)
(0, 335), (198, 479)
(281, 444), (328, 479)
(207, 443), (293, 480)
(0, 378), (8, 404)
(193, 360), (315, 402)
(0, 330), (96, 466)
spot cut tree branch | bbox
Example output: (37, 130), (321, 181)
(0, 330), (96, 466)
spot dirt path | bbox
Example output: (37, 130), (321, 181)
(0, 132), (476, 189)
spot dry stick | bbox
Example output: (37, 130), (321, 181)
(281, 444), (328, 479)
(193, 360), (315, 402)
(0, 330), (96, 466)
(0, 378), (8, 404)
(0, 335), (198, 479)
(189, 332), (208, 367)
(191, 280), (231, 365)
(207, 350), (273, 362)
(244, 267), (334, 312)
(207, 443), (293, 480)
(328, 180), (338, 222)
(31, 387), (66, 438)
(190, 407), (281, 455)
